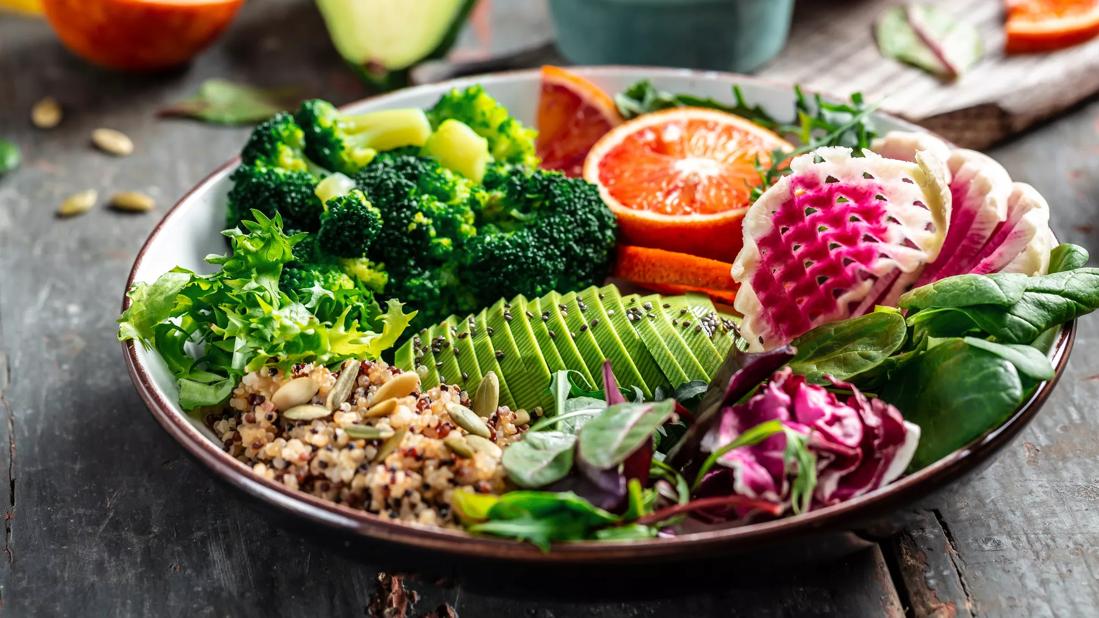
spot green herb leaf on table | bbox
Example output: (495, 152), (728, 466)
(159, 79), (300, 125)
(875, 4), (983, 79)
(502, 431), (577, 488)
(577, 400), (676, 470)
(789, 311), (908, 384)
(0, 138), (21, 175)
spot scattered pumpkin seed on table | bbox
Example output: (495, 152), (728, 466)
(57, 189), (97, 217)
(91, 128), (133, 156)
(109, 191), (155, 213)
(31, 97), (61, 129)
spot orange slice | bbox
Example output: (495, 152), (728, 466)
(536, 65), (621, 177)
(583, 107), (792, 262)
(1005, 0), (1099, 53)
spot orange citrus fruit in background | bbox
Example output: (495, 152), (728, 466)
(1005, 0), (1099, 53)
(536, 65), (621, 177)
(583, 107), (792, 262)
(41, 0), (243, 71)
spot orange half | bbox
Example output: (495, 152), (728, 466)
(1005, 0), (1099, 53)
(536, 65), (621, 177)
(583, 107), (791, 262)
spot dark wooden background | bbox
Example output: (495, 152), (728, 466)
(1, 0), (1098, 615)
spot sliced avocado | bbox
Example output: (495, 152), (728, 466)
(431, 315), (481, 392)
(596, 285), (669, 393)
(664, 296), (723, 374)
(430, 317), (464, 387)
(577, 286), (651, 398)
(470, 310), (516, 408)
(452, 314), (483, 389)
(559, 291), (608, 382)
(416, 324), (442, 389)
(536, 294), (596, 388)
(639, 294), (710, 382)
(316, 0), (477, 89)
(393, 334), (416, 374)
(486, 300), (536, 409)
(620, 294), (692, 388)
(504, 295), (554, 410)
(526, 297), (567, 373)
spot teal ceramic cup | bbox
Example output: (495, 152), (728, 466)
(549, 0), (794, 73)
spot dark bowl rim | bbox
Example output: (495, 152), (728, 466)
(120, 66), (1077, 563)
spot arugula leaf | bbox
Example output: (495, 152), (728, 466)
(466, 491), (619, 551)
(577, 400), (676, 470)
(880, 338), (1023, 469)
(783, 427), (818, 515)
(789, 312), (907, 383)
(614, 81), (780, 128)
(501, 431), (576, 488)
(159, 79), (299, 125)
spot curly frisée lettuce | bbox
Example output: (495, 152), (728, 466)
(118, 211), (415, 410)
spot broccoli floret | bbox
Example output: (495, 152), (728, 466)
(316, 189), (383, 259)
(426, 85), (540, 169)
(464, 169), (618, 304)
(340, 257), (388, 293)
(226, 164), (323, 232)
(295, 99), (432, 175)
(280, 256), (381, 326)
(240, 112), (321, 174)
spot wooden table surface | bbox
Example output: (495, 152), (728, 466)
(2, 1), (1098, 615)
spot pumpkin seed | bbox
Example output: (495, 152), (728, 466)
(57, 189), (97, 217)
(271, 377), (318, 410)
(447, 402), (490, 438)
(91, 128), (133, 156)
(465, 435), (502, 459)
(364, 397), (398, 419)
(473, 371), (499, 418)
(373, 427), (406, 462)
(282, 404), (331, 421)
(370, 372), (419, 405)
(513, 409), (531, 426)
(325, 359), (361, 410)
(345, 424), (394, 440)
(443, 434), (474, 458)
(31, 97), (61, 129)
(109, 191), (155, 213)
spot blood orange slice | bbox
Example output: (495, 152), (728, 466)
(583, 107), (792, 262)
(1005, 0), (1099, 53)
(536, 65), (621, 177)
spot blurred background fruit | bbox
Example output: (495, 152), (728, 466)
(0, 0), (42, 14)
(40, 0), (244, 71)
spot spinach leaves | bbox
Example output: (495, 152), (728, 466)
(789, 311), (908, 383)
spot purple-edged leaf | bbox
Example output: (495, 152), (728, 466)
(577, 400), (675, 470)
(545, 458), (628, 512)
(666, 346), (795, 468)
(602, 360), (626, 405)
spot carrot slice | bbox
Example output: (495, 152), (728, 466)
(613, 245), (738, 305)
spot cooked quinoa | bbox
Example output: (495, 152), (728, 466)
(210, 360), (527, 528)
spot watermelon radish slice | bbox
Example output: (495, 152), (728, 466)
(872, 131), (1053, 280)
(732, 146), (951, 351)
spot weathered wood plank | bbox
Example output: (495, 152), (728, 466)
(890, 510), (976, 618)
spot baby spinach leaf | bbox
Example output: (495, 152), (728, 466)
(1049, 243), (1089, 274)
(159, 79), (299, 125)
(963, 269), (1099, 343)
(577, 400), (675, 470)
(962, 337), (1054, 381)
(900, 273), (1029, 310)
(789, 312), (908, 383)
(502, 431), (576, 488)
(0, 138), (20, 175)
(880, 338), (1023, 469)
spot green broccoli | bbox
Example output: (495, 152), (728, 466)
(240, 112), (322, 174)
(280, 253), (381, 326)
(465, 169), (617, 303)
(226, 164), (322, 232)
(426, 85), (540, 169)
(295, 99), (433, 175)
(317, 189), (384, 259)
